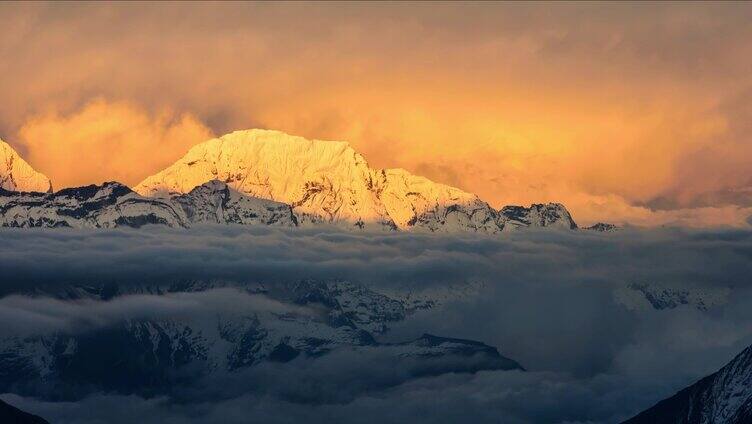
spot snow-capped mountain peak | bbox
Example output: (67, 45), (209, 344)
(0, 129), (583, 232)
(0, 139), (52, 193)
(134, 129), (577, 233)
(135, 129), (395, 230)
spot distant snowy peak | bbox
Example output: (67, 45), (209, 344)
(584, 222), (620, 232)
(0, 139), (52, 193)
(135, 129), (578, 233)
(499, 203), (578, 231)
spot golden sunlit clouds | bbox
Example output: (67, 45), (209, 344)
(2, 2), (752, 226)
(17, 101), (213, 188)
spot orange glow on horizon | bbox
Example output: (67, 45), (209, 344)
(2, 2), (752, 227)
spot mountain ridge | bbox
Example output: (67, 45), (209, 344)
(134, 129), (582, 232)
(0, 398), (49, 424)
(0, 180), (298, 229)
(0, 128), (612, 232)
(135, 129), (495, 232)
(623, 344), (752, 424)
(0, 179), (585, 231)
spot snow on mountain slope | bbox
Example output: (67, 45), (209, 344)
(614, 283), (730, 312)
(135, 129), (577, 233)
(135, 129), (398, 231)
(0, 129), (581, 232)
(498, 203), (578, 231)
(379, 168), (502, 232)
(583, 222), (620, 232)
(0, 139), (52, 193)
(172, 180), (297, 227)
(0, 280), (520, 399)
(0, 180), (297, 229)
(623, 344), (752, 424)
(0, 182), (186, 228)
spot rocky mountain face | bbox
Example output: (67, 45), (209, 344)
(0, 182), (185, 228)
(0, 129), (589, 232)
(0, 180), (297, 229)
(172, 179), (297, 227)
(583, 222), (620, 232)
(623, 344), (752, 424)
(499, 203), (577, 230)
(0, 280), (522, 400)
(0, 139), (52, 193)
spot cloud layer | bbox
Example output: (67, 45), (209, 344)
(1, 226), (752, 422)
(0, 288), (311, 337)
(2, 3), (752, 225)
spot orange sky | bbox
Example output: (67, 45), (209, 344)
(2, 2), (752, 227)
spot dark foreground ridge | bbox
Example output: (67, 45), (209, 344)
(0, 398), (50, 424)
(623, 344), (752, 424)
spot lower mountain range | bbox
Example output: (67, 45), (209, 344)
(0, 279), (522, 405)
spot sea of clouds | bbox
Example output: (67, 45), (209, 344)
(1, 225), (752, 423)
